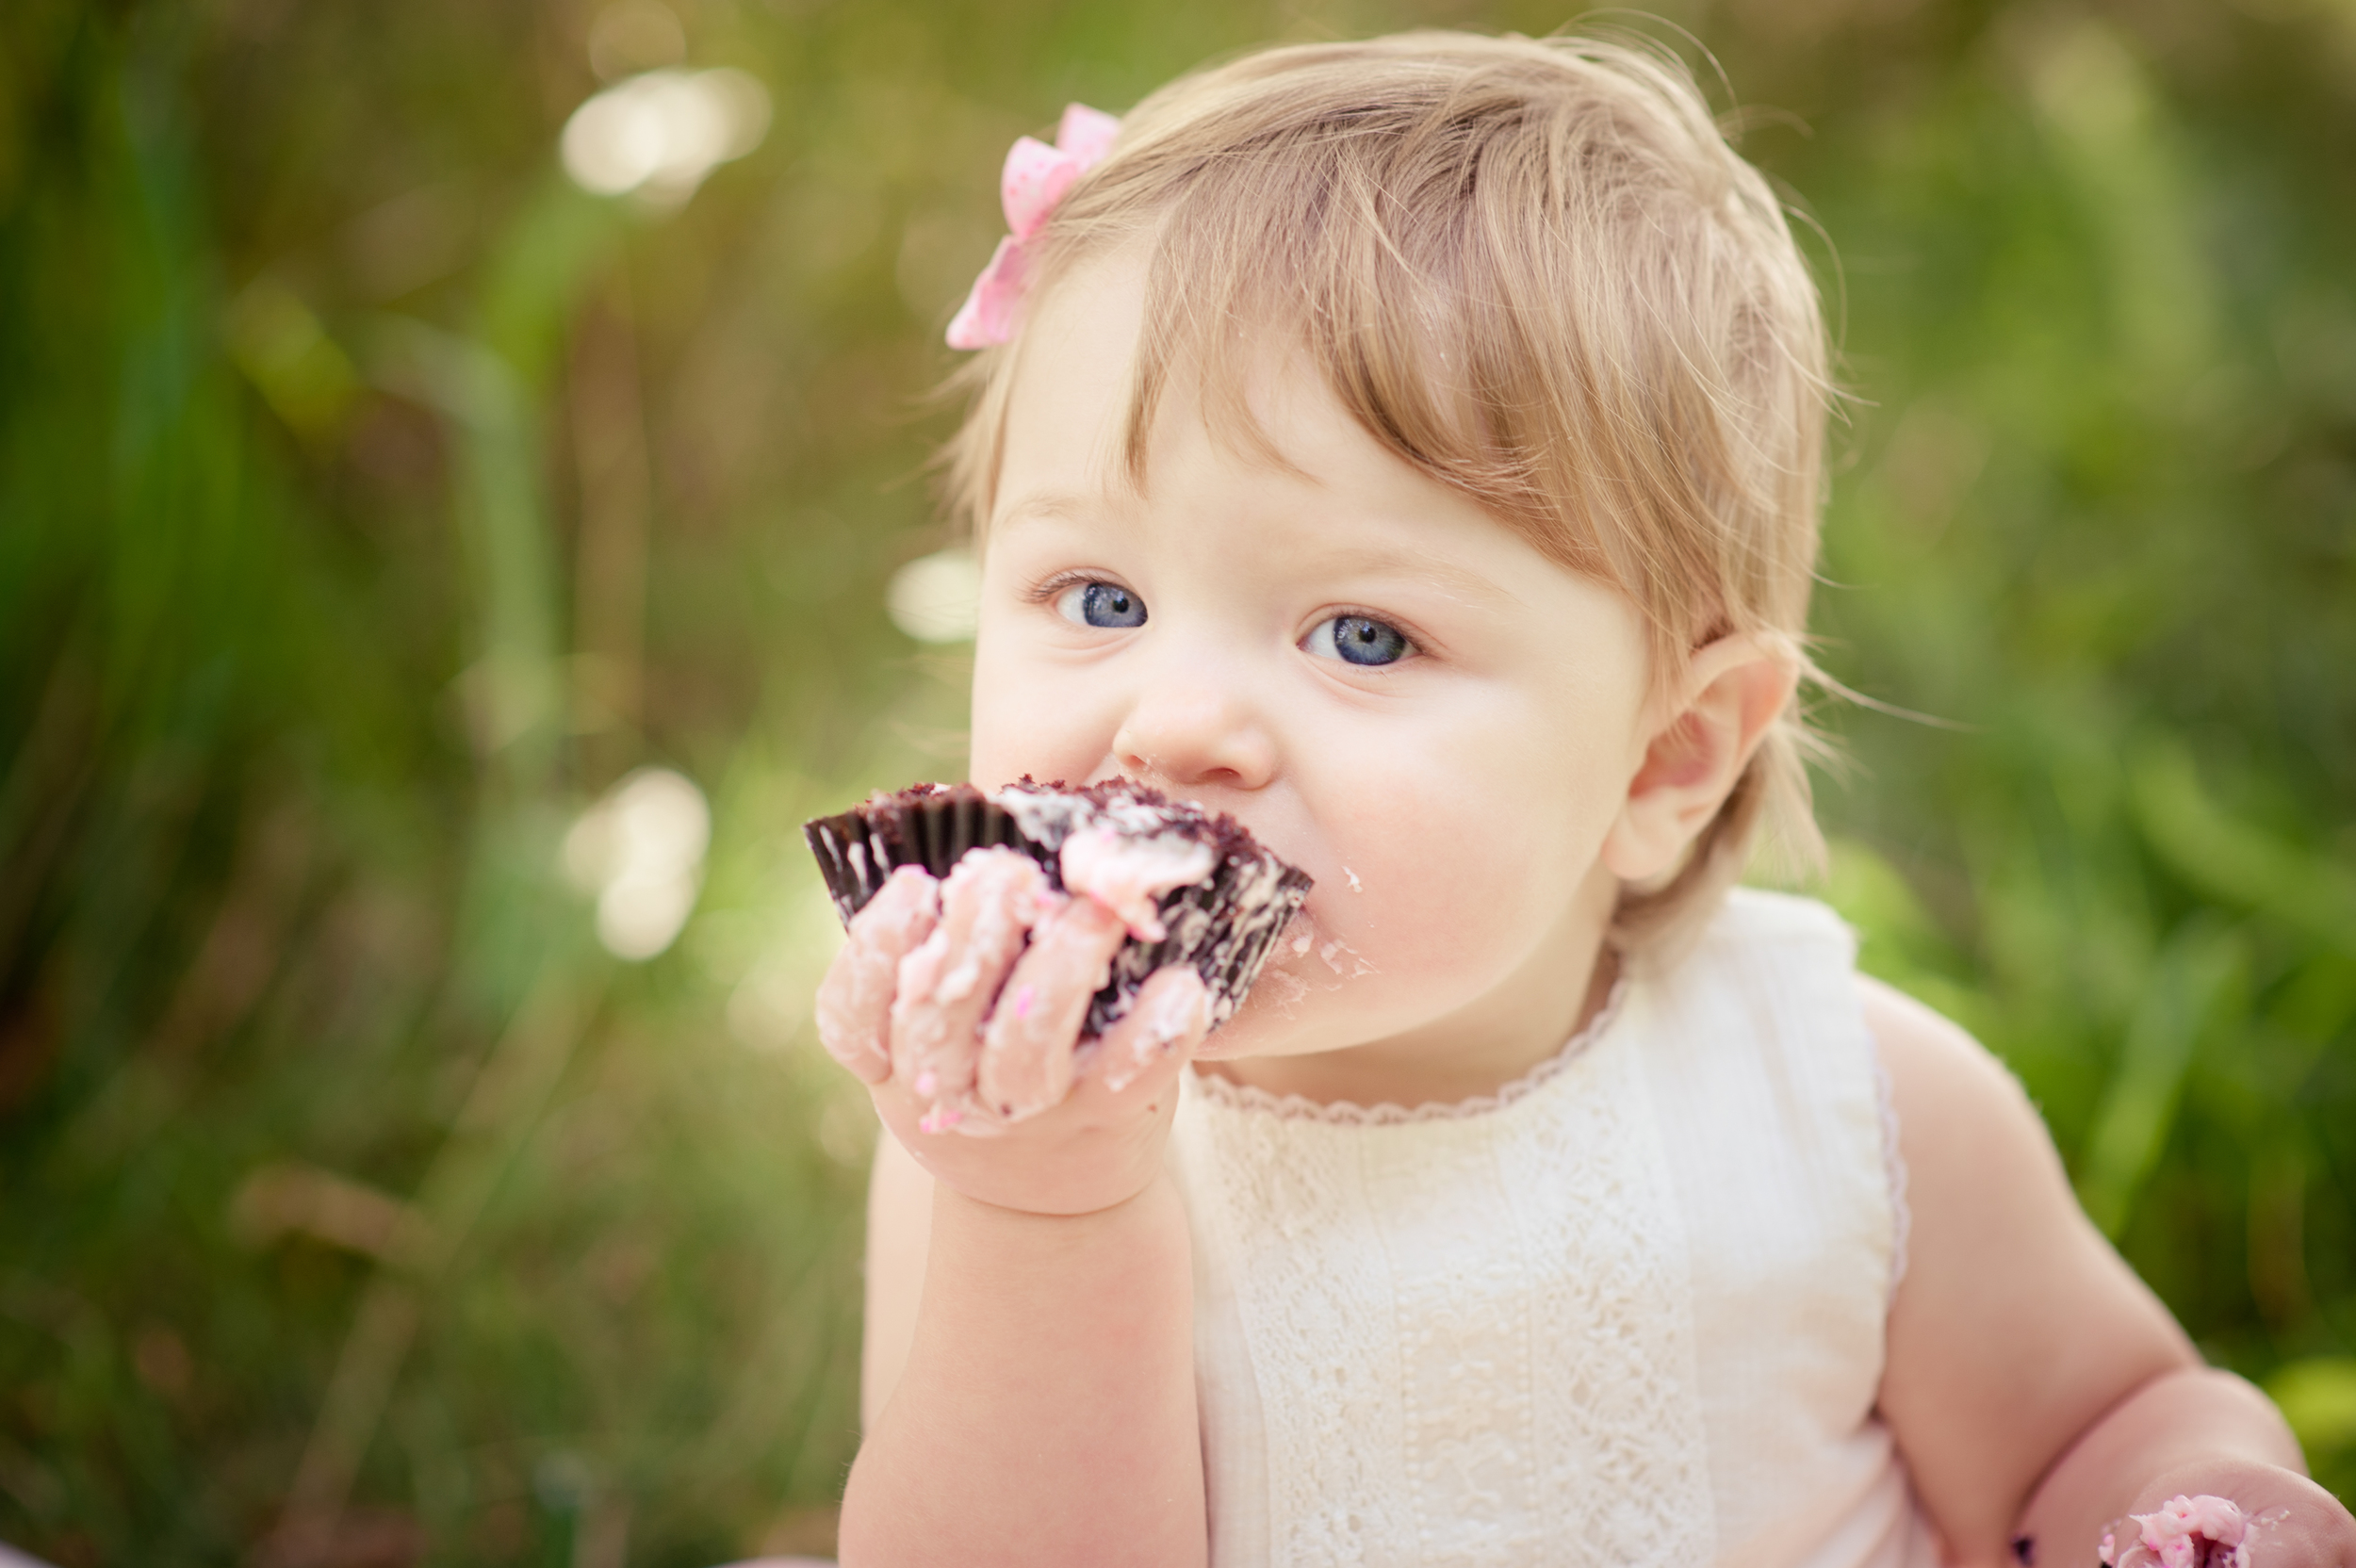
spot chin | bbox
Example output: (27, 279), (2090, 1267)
(1186, 946), (1403, 1063)
(1164, 939), (1308, 1061)
(1186, 987), (1294, 1062)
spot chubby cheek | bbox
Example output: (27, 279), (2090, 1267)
(967, 629), (1103, 789)
(1209, 725), (1622, 1054)
(1334, 697), (1620, 937)
(1329, 807), (1577, 991)
(1202, 833), (1556, 1057)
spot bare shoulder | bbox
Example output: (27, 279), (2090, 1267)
(1854, 972), (2196, 1562)
(861, 1129), (936, 1432)
(1859, 970), (2093, 1338)
(1857, 973), (2053, 1179)
(1857, 972), (2005, 1078)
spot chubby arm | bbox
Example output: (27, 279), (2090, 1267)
(846, 1146), (1204, 1568)
(859, 1132), (932, 1434)
(1865, 977), (2350, 1568)
(828, 861), (1212, 1568)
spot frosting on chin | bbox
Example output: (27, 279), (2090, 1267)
(1058, 824), (1216, 939)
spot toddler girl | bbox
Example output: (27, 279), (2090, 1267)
(811, 31), (2356, 1568)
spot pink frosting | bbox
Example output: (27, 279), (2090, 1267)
(977, 897), (1122, 1119)
(1057, 825), (1216, 940)
(2102, 1496), (2257, 1568)
(890, 848), (1057, 1121)
(813, 864), (940, 1082)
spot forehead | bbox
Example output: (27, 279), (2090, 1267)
(991, 257), (1563, 619)
(992, 248), (1156, 515)
(995, 243), (1431, 528)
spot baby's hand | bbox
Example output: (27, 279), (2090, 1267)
(812, 853), (1211, 1216)
(2103, 1465), (2356, 1568)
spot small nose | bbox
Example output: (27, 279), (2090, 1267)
(1110, 672), (1277, 793)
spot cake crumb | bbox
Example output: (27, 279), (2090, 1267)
(1317, 936), (1380, 978)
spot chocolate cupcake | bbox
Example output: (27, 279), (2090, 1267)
(804, 780), (1313, 1034)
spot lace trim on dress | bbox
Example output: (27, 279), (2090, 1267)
(1175, 976), (1716, 1566)
(1870, 1041), (1912, 1294)
(1189, 973), (1632, 1125)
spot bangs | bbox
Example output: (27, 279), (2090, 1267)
(1127, 133), (1618, 586)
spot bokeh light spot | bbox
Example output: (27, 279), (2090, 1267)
(560, 69), (771, 204)
(564, 768), (712, 960)
(885, 547), (981, 643)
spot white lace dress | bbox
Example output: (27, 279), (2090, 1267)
(1166, 889), (1941, 1568)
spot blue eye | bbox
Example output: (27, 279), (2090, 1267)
(1307, 614), (1413, 667)
(1055, 580), (1147, 629)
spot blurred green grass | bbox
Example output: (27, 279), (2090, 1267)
(1, 0), (2351, 1562)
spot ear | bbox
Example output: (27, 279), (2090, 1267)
(1602, 635), (1798, 884)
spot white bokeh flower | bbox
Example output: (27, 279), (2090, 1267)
(564, 767), (712, 959)
(560, 68), (769, 205)
(885, 547), (981, 643)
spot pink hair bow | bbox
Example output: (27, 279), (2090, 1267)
(945, 103), (1121, 350)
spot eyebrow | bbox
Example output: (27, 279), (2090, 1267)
(1301, 541), (1527, 611)
(990, 490), (1109, 533)
(991, 492), (1525, 609)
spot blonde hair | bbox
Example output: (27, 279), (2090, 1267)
(941, 30), (1833, 951)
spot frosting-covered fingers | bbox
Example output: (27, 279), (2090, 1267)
(813, 865), (940, 1084)
(890, 848), (1055, 1122)
(978, 896), (1125, 1121)
(1089, 967), (1210, 1094)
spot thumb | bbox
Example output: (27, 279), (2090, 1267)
(1088, 967), (1211, 1097)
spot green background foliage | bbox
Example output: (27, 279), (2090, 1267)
(1, 0), (2350, 1561)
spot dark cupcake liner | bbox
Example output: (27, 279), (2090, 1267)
(803, 783), (1025, 916)
(803, 780), (1313, 1035)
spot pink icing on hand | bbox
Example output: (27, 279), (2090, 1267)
(812, 864), (940, 1084)
(1096, 968), (1208, 1092)
(891, 847), (1055, 1122)
(1057, 825), (1216, 940)
(2100, 1496), (2278, 1568)
(976, 896), (1122, 1120)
